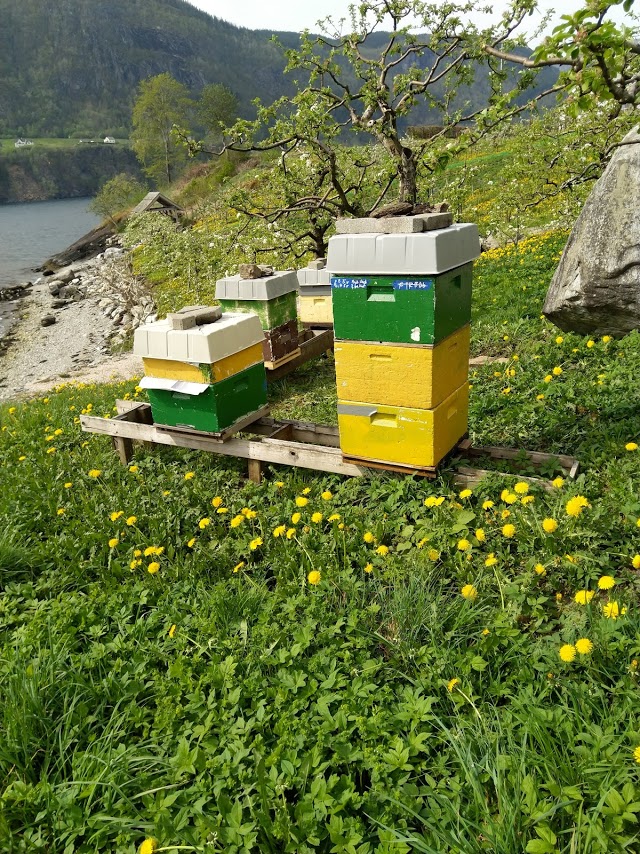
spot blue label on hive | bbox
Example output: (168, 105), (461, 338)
(393, 280), (433, 290)
(331, 276), (434, 290)
(331, 277), (368, 289)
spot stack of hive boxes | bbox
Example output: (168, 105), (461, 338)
(133, 306), (268, 433)
(297, 258), (333, 326)
(328, 219), (481, 469)
(215, 270), (300, 368)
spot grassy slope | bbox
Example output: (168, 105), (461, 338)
(2, 230), (640, 853)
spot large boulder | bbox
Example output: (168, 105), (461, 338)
(543, 126), (640, 336)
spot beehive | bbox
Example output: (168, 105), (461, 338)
(297, 263), (333, 325)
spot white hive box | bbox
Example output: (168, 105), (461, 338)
(297, 267), (332, 287)
(133, 311), (264, 364)
(215, 270), (298, 301)
(326, 223), (480, 275)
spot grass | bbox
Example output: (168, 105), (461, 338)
(0, 138), (131, 152)
(2, 232), (640, 854)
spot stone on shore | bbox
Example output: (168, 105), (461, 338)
(543, 125), (640, 336)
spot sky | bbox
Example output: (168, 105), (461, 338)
(188, 0), (631, 37)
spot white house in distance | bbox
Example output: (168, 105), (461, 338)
(14, 138), (33, 148)
(103, 136), (116, 144)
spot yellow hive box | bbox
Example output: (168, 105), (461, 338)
(298, 294), (333, 325)
(335, 325), (469, 410)
(337, 383), (469, 469)
(143, 342), (264, 384)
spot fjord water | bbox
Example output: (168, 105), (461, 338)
(0, 198), (101, 340)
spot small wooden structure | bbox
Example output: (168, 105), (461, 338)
(131, 192), (184, 222)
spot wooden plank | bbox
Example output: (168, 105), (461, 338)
(154, 405), (270, 443)
(247, 416), (340, 447)
(342, 453), (437, 479)
(462, 444), (578, 473)
(80, 415), (366, 477)
(454, 466), (556, 493)
(266, 329), (334, 382)
(264, 348), (302, 371)
(248, 459), (263, 484)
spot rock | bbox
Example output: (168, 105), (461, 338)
(481, 235), (500, 252)
(51, 299), (69, 309)
(238, 263), (274, 279)
(48, 281), (62, 295)
(371, 201), (414, 218)
(41, 314), (56, 327)
(544, 126), (640, 336)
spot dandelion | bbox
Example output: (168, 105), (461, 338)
(295, 496), (309, 507)
(144, 545), (164, 557)
(555, 336), (564, 344)
(162, 491), (170, 497)
(566, 495), (589, 517)
(552, 477), (564, 489)
(211, 496), (223, 507)
(187, 537), (196, 548)
(110, 511), (124, 521)
(634, 746), (640, 764)
(230, 515), (244, 528)
(168, 624), (177, 638)
(292, 512), (301, 525)
(363, 531), (375, 544)
(552, 366), (563, 376)
(544, 374), (553, 383)
(542, 518), (558, 533)
(88, 469), (101, 478)
(216, 507), (228, 514)
(364, 563), (373, 573)
(485, 554), (498, 567)
(459, 489), (473, 499)
(574, 590), (595, 605)
(425, 496), (445, 507)
(514, 482), (529, 494)
(126, 516), (137, 526)
(501, 489), (517, 504)
(482, 500), (494, 510)
(46, 447), (56, 454)
(376, 545), (390, 557)
(8, 406), (15, 414)
(603, 601), (626, 619)
(559, 644), (576, 662)
(321, 491), (333, 500)
(139, 837), (159, 854)
(475, 528), (486, 542)
(602, 335), (612, 343)
(625, 442), (638, 451)
(242, 508), (257, 519)
(108, 538), (119, 549)
(273, 525), (286, 537)
(286, 528), (296, 539)
(19, 456), (27, 461)
(250, 537), (263, 551)
(502, 523), (516, 537)
(130, 559), (141, 569)
(501, 509), (511, 519)
(586, 339), (595, 348)
(232, 561), (245, 573)
(457, 538), (471, 552)
(308, 570), (321, 585)
(447, 678), (460, 692)
(147, 562), (160, 574)
(534, 563), (546, 576)
(521, 495), (535, 505)
(598, 575), (615, 590)
(428, 548), (440, 561)
(328, 513), (341, 522)
(57, 508), (65, 516)
(129, 465), (139, 473)
(311, 512), (323, 524)
(575, 638), (593, 655)
(302, 487), (311, 495)
(461, 584), (478, 600)
(275, 481), (285, 489)
(184, 471), (195, 480)
(537, 394), (545, 400)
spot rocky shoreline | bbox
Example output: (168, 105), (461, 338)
(0, 238), (155, 402)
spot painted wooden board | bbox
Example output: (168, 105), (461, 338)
(298, 294), (334, 325)
(219, 291), (298, 331)
(334, 325), (469, 410)
(142, 342), (264, 385)
(337, 383), (469, 468)
(331, 263), (472, 345)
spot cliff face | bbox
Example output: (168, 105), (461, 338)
(0, 146), (142, 204)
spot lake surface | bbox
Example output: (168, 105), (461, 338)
(0, 198), (101, 341)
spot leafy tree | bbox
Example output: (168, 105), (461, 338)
(89, 173), (147, 227)
(132, 73), (193, 186)
(197, 83), (239, 143)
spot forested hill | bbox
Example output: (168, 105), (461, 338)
(0, 0), (299, 137)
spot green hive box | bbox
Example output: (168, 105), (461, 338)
(331, 263), (472, 345)
(219, 291), (298, 331)
(147, 363), (267, 433)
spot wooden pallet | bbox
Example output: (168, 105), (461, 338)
(81, 401), (579, 487)
(266, 327), (333, 382)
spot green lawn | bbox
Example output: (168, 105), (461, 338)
(2, 232), (640, 854)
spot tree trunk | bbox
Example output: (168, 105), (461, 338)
(397, 147), (417, 205)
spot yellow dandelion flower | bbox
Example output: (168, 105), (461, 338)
(19, 456), (27, 461)
(328, 513), (341, 522)
(475, 528), (486, 542)
(57, 508), (65, 516)
(428, 548), (440, 561)
(634, 746), (640, 764)
(363, 531), (375, 544)
(514, 482), (529, 494)
(295, 496), (309, 507)
(552, 477), (564, 489)
(598, 575), (615, 590)
(307, 570), (321, 585)
(108, 538), (119, 549)
(542, 518), (558, 534)
(376, 544), (390, 556)
(216, 507), (228, 514)
(485, 554), (498, 567)
(134, 549), (142, 557)
(291, 512), (301, 525)
(501, 490), (517, 504)
(559, 644), (576, 662)
(311, 512), (323, 524)
(482, 628), (490, 636)
(302, 487), (311, 495)
(566, 495), (589, 517)
(147, 562), (160, 574)
(603, 601), (626, 619)
(286, 528), (296, 539)
(461, 584), (478, 600)
(447, 678), (460, 693)
(168, 624), (177, 638)
(521, 495), (535, 505)
(552, 366), (563, 376)
(575, 638), (593, 655)
(46, 447), (56, 454)
(626, 442), (638, 451)
(482, 500), (494, 510)
(574, 589), (595, 605)
(187, 537), (196, 548)
(242, 507), (257, 519)
(633, 555), (640, 569)
(126, 516), (137, 526)
(88, 469), (102, 478)
(586, 340), (595, 348)
(424, 496), (445, 507)
(129, 465), (139, 473)
(364, 563), (373, 573)
(534, 563), (547, 576)
(139, 837), (159, 854)
(502, 523), (516, 537)
(211, 496), (223, 507)
(162, 490), (170, 497)
(602, 335), (612, 343)
(110, 510), (124, 521)
(459, 489), (473, 499)
(8, 406), (16, 414)
(184, 471), (195, 480)
(544, 374), (553, 383)
(322, 491), (333, 500)
(457, 538), (471, 552)
(199, 517), (211, 530)
(537, 394), (545, 400)
(275, 481), (285, 489)
(250, 537), (263, 551)
(230, 515), (244, 528)
(232, 561), (245, 573)
(273, 524), (286, 537)
(555, 336), (564, 344)
(129, 559), (141, 569)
